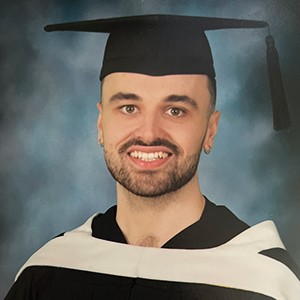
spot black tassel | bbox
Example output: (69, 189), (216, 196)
(265, 32), (291, 130)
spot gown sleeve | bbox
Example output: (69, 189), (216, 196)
(4, 266), (54, 300)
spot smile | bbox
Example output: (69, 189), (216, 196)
(129, 151), (170, 162)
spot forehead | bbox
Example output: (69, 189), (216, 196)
(101, 73), (211, 101)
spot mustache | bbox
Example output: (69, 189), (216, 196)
(118, 138), (180, 155)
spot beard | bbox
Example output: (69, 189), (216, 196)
(104, 138), (201, 198)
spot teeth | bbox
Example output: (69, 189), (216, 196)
(129, 151), (169, 161)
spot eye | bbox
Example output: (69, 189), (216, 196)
(120, 105), (137, 114)
(167, 107), (185, 117)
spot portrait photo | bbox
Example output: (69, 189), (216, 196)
(1, 1), (299, 299)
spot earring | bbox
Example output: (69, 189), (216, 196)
(204, 147), (211, 155)
(98, 139), (104, 147)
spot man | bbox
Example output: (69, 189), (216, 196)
(5, 15), (300, 299)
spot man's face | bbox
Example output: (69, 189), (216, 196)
(98, 73), (219, 197)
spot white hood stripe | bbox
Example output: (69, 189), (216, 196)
(16, 216), (300, 299)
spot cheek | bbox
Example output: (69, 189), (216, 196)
(169, 123), (206, 155)
(184, 130), (205, 153)
(102, 117), (132, 146)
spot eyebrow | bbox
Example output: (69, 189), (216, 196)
(108, 92), (198, 109)
(109, 92), (141, 103)
(164, 95), (198, 109)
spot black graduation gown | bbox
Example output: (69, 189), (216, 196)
(5, 199), (300, 299)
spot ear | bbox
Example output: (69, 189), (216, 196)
(97, 101), (104, 144)
(203, 111), (221, 153)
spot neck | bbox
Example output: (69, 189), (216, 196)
(115, 175), (205, 248)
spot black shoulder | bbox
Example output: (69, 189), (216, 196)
(4, 266), (55, 300)
(195, 198), (250, 247)
(259, 247), (300, 280)
(205, 200), (249, 231)
(92, 207), (127, 243)
(163, 198), (249, 249)
(54, 232), (65, 238)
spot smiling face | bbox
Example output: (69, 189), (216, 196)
(98, 73), (220, 197)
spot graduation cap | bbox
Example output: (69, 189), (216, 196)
(44, 15), (290, 131)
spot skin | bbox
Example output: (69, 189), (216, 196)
(97, 73), (220, 247)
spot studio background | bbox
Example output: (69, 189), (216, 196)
(1, 0), (299, 297)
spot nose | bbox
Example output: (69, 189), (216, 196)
(134, 111), (165, 143)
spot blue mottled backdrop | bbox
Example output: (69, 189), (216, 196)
(1, 0), (299, 297)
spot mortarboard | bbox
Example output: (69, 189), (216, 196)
(44, 15), (290, 131)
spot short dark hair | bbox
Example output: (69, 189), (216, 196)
(207, 76), (217, 111)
